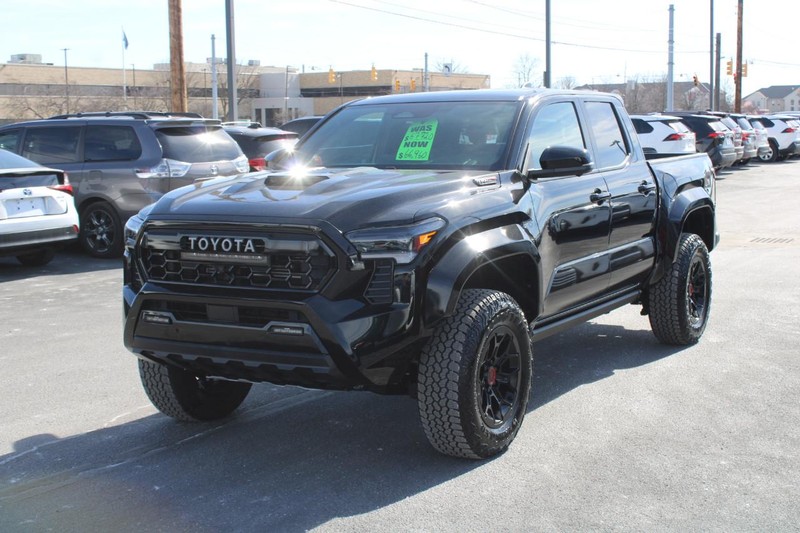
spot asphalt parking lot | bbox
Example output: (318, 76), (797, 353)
(1, 159), (799, 532)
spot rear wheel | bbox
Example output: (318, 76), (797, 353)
(759, 140), (778, 163)
(79, 202), (123, 258)
(648, 233), (712, 345)
(16, 249), (56, 266)
(138, 359), (252, 421)
(418, 289), (532, 459)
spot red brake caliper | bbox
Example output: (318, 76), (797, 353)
(487, 366), (497, 386)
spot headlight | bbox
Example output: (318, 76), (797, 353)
(124, 204), (154, 246)
(345, 217), (446, 264)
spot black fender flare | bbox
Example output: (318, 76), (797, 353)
(424, 224), (540, 327)
(651, 187), (715, 283)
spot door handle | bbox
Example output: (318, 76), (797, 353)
(638, 181), (656, 194)
(590, 189), (612, 203)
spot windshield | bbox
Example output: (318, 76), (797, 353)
(291, 101), (522, 171)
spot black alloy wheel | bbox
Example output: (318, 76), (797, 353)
(476, 325), (523, 430)
(686, 253), (709, 329)
(79, 202), (123, 258)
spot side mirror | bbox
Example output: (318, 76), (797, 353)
(265, 147), (297, 170)
(528, 146), (593, 178)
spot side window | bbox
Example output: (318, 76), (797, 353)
(22, 126), (82, 164)
(632, 119), (653, 134)
(0, 129), (23, 153)
(527, 102), (585, 170)
(85, 125), (142, 162)
(584, 101), (630, 169)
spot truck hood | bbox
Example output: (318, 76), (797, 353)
(145, 167), (503, 231)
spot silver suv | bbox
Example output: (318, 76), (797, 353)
(0, 112), (248, 257)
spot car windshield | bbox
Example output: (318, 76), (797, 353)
(290, 101), (522, 170)
(156, 126), (243, 163)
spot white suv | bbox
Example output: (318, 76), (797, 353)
(758, 115), (800, 162)
(631, 114), (697, 156)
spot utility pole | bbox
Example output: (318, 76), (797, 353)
(544, 0), (551, 88)
(211, 34), (219, 120)
(734, 0), (743, 112)
(62, 48), (69, 114)
(709, 0), (714, 110)
(168, 0), (187, 112)
(666, 5), (675, 112)
(225, 0), (238, 121)
(714, 33), (722, 111)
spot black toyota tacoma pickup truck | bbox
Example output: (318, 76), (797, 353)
(123, 89), (718, 459)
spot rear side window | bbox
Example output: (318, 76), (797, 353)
(584, 101), (629, 169)
(0, 129), (22, 153)
(155, 127), (243, 163)
(85, 125), (142, 162)
(22, 126), (82, 164)
(632, 119), (653, 134)
(666, 120), (691, 134)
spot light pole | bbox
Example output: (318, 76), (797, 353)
(131, 64), (137, 108)
(62, 48), (69, 114)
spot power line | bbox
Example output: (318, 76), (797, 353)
(330, 0), (704, 54)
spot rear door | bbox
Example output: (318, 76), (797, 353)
(582, 99), (657, 293)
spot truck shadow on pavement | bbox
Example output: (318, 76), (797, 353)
(0, 321), (686, 532)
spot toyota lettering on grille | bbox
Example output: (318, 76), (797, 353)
(179, 235), (268, 264)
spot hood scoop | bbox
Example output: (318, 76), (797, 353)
(264, 173), (329, 190)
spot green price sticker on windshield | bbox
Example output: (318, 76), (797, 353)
(396, 120), (438, 161)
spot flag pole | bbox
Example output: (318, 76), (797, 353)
(122, 29), (128, 106)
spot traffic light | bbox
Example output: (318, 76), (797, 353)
(395, 79), (400, 92)
(410, 78), (416, 92)
(742, 62), (748, 77)
(693, 75), (699, 87)
(726, 60), (733, 76)
(328, 67), (336, 84)
(371, 65), (378, 81)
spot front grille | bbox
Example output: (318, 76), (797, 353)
(138, 227), (336, 291)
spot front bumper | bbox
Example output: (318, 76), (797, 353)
(122, 220), (424, 393)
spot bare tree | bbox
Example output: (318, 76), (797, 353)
(512, 53), (540, 88)
(554, 76), (577, 90)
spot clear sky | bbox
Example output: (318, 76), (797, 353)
(2, 0), (797, 97)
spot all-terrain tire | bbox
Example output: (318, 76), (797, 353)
(138, 359), (252, 421)
(418, 289), (532, 459)
(648, 233), (712, 345)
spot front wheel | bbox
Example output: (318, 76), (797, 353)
(138, 359), (252, 421)
(648, 233), (712, 345)
(418, 289), (532, 459)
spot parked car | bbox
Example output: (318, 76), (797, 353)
(0, 149), (79, 266)
(669, 112), (737, 170)
(755, 114), (800, 162)
(278, 116), (324, 138)
(731, 114), (768, 163)
(0, 112), (249, 258)
(708, 113), (749, 164)
(222, 122), (298, 171)
(630, 114), (696, 157)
